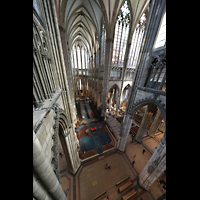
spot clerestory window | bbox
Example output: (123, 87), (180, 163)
(153, 12), (166, 49)
(127, 13), (147, 68)
(112, 0), (130, 65)
(101, 22), (106, 65)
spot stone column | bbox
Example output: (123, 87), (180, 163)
(159, 120), (165, 133)
(115, 90), (121, 117)
(125, 0), (166, 115)
(33, 174), (52, 200)
(139, 135), (166, 190)
(59, 26), (77, 125)
(33, 131), (67, 200)
(117, 114), (133, 152)
(135, 110), (153, 143)
(115, 42), (132, 117)
(108, 90), (114, 110)
(101, 38), (113, 118)
(148, 109), (163, 137)
(114, 88), (118, 110)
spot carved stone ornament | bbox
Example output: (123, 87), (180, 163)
(77, 143), (80, 151)
(147, 164), (155, 174)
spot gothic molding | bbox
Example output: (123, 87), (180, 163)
(129, 95), (166, 127)
(51, 104), (72, 182)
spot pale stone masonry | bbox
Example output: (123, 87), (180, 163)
(33, 0), (166, 199)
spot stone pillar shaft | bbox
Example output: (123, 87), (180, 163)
(135, 110), (153, 143)
(125, 0), (166, 115)
(101, 39), (113, 118)
(149, 109), (163, 137)
(33, 131), (67, 200)
(139, 136), (166, 190)
(108, 90), (114, 110)
(33, 175), (52, 200)
(117, 114), (133, 152)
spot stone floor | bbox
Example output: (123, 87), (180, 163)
(75, 151), (154, 200)
(59, 133), (166, 200)
(59, 103), (166, 200)
(61, 133), (166, 200)
(60, 169), (74, 199)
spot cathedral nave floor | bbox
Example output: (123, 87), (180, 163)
(59, 100), (165, 200)
(59, 133), (165, 200)
(75, 151), (154, 200)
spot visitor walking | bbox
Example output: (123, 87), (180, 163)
(105, 163), (111, 169)
(59, 152), (63, 157)
(105, 163), (108, 169)
(142, 149), (146, 154)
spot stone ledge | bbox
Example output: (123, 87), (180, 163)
(33, 89), (62, 132)
(137, 86), (166, 96)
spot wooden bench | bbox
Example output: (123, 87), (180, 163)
(102, 196), (109, 200)
(122, 188), (137, 200)
(116, 176), (130, 186)
(118, 180), (133, 193)
(92, 191), (107, 200)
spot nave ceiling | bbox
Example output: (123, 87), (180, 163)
(54, 0), (149, 57)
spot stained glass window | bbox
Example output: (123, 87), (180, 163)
(73, 46), (77, 69)
(81, 47), (85, 69)
(154, 12), (166, 49)
(77, 46), (81, 69)
(71, 44), (88, 73)
(101, 23), (106, 65)
(96, 48), (99, 67)
(112, 1), (130, 65)
(127, 13), (147, 68)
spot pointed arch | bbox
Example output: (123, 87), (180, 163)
(52, 106), (74, 176)
(130, 96), (166, 128)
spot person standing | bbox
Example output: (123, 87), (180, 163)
(105, 163), (108, 169)
(142, 149), (146, 154)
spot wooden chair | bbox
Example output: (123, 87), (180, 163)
(92, 191), (107, 200)
(122, 188), (137, 200)
(118, 180), (133, 193)
(116, 176), (130, 186)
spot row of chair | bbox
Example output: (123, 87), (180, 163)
(134, 113), (142, 124)
(92, 176), (138, 200)
(116, 116), (124, 123)
(116, 176), (138, 200)
(129, 124), (139, 136)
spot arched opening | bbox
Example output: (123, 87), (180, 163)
(125, 101), (166, 195)
(120, 84), (131, 114)
(106, 84), (119, 116)
(57, 114), (73, 174)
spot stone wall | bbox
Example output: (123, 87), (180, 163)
(34, 91), (80, 175)
(36, 109), (56, 167)
(134, 87), (166, 106)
